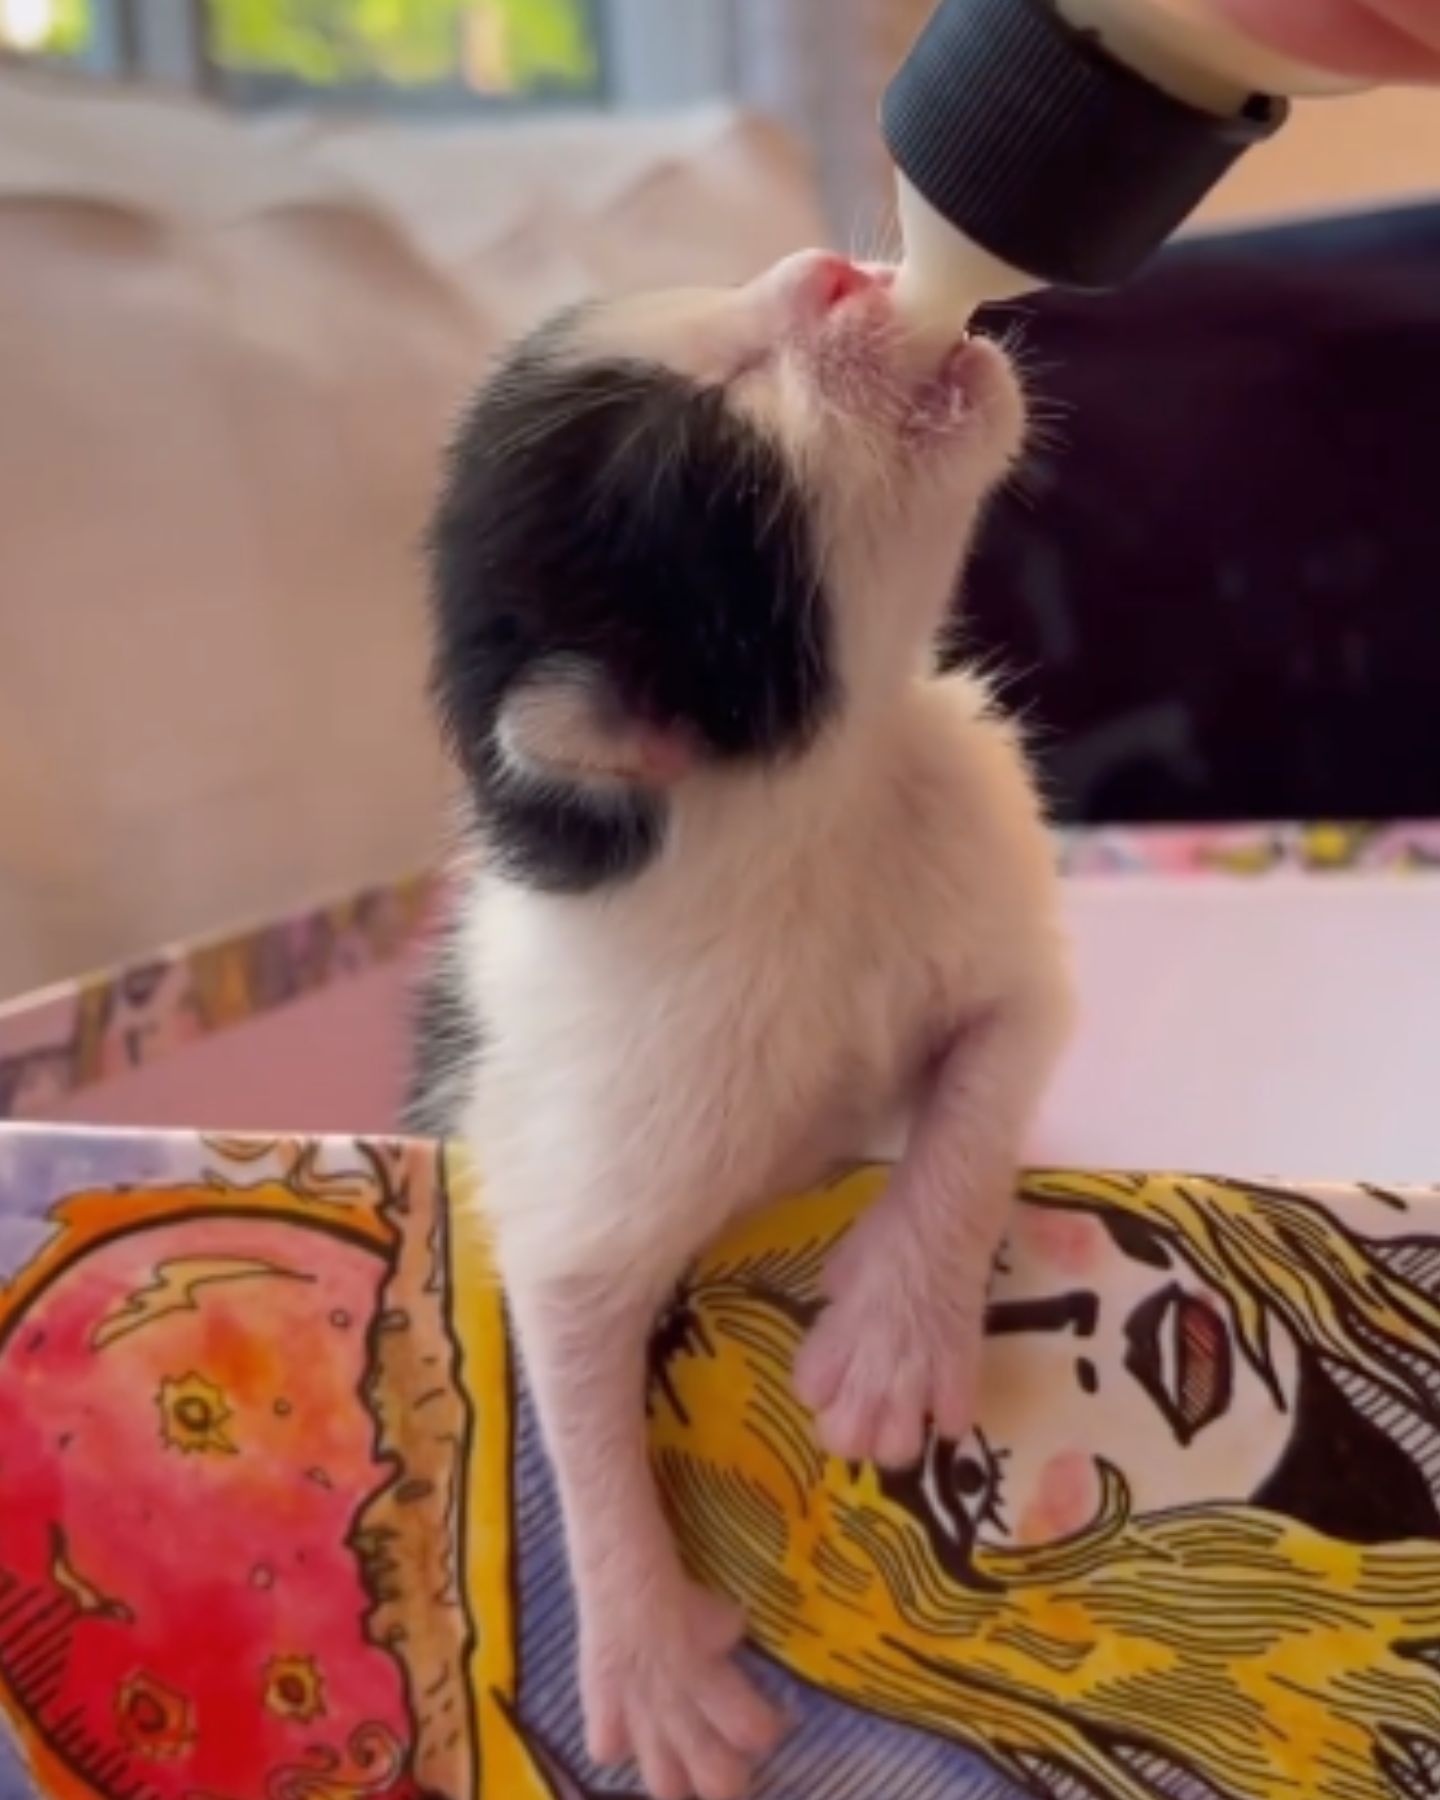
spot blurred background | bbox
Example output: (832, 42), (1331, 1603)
(0, 1), (1438, 1066)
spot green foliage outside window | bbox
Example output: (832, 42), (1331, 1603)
(0, 0), (90, 55)
(48, 0), (89, 53)
(208, 0), (597, 93)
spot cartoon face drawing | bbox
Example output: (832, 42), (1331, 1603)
(0, 1141), (440, 1800)
(944, 1202), (1303, 1547)
(640, 1173), (1440, 1800)
(9, 1138), (1440, 1800)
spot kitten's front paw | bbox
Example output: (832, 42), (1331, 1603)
(582, 1579), (784, 1800)
(793, 1219), (982, 1469)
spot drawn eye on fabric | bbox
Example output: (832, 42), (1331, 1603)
(877, 1429), (1011, 1587)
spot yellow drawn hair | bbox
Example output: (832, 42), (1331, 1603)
(650, 1170), (1440, 1800)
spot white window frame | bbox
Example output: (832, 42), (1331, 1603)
(81, 0), (208, 87)
(600, 0), (738, 108)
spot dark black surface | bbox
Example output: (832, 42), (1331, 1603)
(960, 201), (1440, 823)
(1255, 1352), (1440, 1543)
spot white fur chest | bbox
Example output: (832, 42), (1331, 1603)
(459, 676), (1061, 1262)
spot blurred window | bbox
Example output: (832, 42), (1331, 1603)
(0, 0), (93, 61)
(209, 0), (605, 110)
(0, 0), (612, 105)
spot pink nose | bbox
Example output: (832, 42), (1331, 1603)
(808, 254), (877, 309)
(754, 250), (883, 326)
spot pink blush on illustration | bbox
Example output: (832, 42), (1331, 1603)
(1010, 1210), (1107, 1280)
(1017, 1450), (1100, 1545)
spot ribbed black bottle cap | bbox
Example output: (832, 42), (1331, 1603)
(882, 0), (1287, 290)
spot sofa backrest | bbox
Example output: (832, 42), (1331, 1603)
(0, 73), (825, 997)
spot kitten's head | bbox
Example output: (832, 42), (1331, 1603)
(429, 252), (1025, 886)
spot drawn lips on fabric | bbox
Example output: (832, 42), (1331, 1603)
(1123, 1282), (1234, 1444)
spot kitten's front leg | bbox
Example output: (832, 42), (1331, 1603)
(503, 1235), (784, 1800)
(794, 984), (1069, 1467)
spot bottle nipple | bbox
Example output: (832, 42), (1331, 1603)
(882, 0), (1288, 305)
(891, 172), (1039, 337)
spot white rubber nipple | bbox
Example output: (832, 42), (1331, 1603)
(890, 173), (1038, 336)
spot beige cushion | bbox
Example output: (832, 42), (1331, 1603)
(0, 74), (825, 997)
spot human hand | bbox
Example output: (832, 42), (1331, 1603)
(1210, 0), (1440, 80)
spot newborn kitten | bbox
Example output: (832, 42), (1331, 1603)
(410, 250), (1071, 1800)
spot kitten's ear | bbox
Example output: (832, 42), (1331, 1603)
(496, 657), (694, 789)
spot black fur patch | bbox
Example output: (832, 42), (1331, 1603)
(403, 916), (483, 1141)
(427, 332), (834, 893)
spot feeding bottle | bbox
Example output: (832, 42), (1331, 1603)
(884, 0), (1365, 328)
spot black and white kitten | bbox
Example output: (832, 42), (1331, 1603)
(412, 250), (1070, 1800)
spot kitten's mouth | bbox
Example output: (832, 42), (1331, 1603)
(911, 334), (1005, 416)
(799, 257), (1007, 435)
(733, 250), (1018, 457)
(818, 319), (1007, 444)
